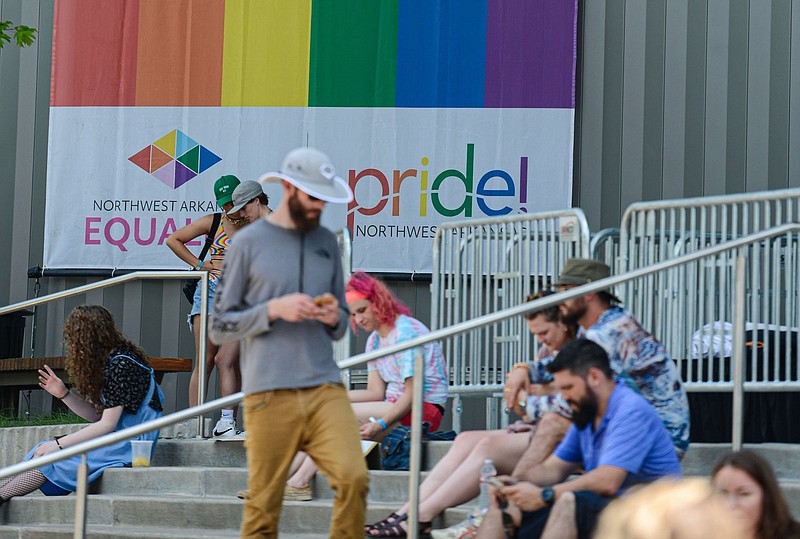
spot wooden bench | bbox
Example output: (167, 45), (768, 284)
(0, 356), (192, 412)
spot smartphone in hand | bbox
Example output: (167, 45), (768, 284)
(488, 477), (514, 489)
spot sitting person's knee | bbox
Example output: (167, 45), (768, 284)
(473, 434), (501, 457)
(553, 491), (575, 512)
(454, 429), (489, 447)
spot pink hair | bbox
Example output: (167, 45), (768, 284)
(346, 271), (410, 331)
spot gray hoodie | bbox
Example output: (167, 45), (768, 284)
(209, 219), (348, 395)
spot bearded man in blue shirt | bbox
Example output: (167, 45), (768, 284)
(476, 339), (681, 539)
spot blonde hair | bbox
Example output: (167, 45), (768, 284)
(594, 478), (747, 539)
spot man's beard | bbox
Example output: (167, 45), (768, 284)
(569, 389), (599, 429)
(288, 191), (320, 232)
(561, 301), (587, 326)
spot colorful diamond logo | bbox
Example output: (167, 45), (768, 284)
(128, 129), (221, 188)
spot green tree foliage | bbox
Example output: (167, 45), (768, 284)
(0, 20), (37, 49)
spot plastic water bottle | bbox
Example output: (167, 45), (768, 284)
(478, 458), (497, 514)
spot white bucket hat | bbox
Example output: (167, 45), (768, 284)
(258, 147), (353, 203)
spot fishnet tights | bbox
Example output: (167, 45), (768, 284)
(0, 469), (46, 501)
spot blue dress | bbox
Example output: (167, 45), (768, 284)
(24, 352), (164, 494)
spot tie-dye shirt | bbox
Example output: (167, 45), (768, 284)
(585, 306), (690, 453)
(367, 315), (448, 405)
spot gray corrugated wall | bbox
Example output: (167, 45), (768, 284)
(2, 0), (800, 415)
(576, 0), (800, 230)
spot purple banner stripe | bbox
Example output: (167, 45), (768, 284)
(485, 0), (577, 108)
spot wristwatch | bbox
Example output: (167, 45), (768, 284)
(540, 485), (556, 505)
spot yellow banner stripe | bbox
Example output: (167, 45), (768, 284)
(222, 0), (312, 106)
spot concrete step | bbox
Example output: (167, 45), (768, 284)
(0, 524), (242, 538)
(681, 443), (800, 479)
(0, 524), (326, 539)
(149, 438), (453, 470)
(91, 466), (249, 498)
(0, 494), (450, 534)
(5, 440), (800, 538)
(150, 439), (248, 468)
(94, 466), (437, 504)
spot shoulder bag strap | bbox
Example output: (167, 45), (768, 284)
(197, 212), (222, 262)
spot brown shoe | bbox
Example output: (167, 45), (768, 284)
(283, 484), (312, 501)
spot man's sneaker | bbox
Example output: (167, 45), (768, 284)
(212, 418), (236, 438)
(283, 484), (312, 501)
(431, 514), (483, 539)
(236, 490), (249, 500)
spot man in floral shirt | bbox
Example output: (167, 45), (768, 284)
(555, 258), (690, 455)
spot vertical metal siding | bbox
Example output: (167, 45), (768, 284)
(4, 0), (800, 420)
(577, 0), (800, 231)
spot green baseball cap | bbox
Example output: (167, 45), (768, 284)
(214, 175), (241, 206)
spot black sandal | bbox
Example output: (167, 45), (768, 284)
(364, 513), (432, 538)
(364, 513), (404, 537)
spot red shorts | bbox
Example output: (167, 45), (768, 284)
(399, 402), (445, 432)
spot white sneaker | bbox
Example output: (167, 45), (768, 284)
(431, 514), (482, 539)
(212, 418), (236, 438)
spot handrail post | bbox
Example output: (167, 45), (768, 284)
(73, 453), (88, 538)
(407, 347), (426, 539)
(196, 272), (209, 438)
(732, 248), (746, 451)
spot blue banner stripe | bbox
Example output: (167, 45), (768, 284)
(395, 0), (488, 108)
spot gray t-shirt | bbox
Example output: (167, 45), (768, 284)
(208, 219), (348, 395)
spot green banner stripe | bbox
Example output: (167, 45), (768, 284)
(309, 0), (399, 107)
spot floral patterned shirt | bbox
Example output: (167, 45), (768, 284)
(101, 348), (162, 414)
(585, 307), (690, 453)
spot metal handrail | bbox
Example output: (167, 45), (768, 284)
(338, 223), (800, 539)
(0, 270), (212, 437)
(3, 224), (798, 538)
(0, 393), (242, 537)
(0, 394), (242, 481)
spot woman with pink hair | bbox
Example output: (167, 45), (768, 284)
(279, 271), (448, 502)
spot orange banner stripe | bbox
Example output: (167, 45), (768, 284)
(134, 0), (225, 106)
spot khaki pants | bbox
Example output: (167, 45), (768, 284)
(240, 383), (368, 538)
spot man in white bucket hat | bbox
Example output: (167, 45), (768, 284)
(210, 147), (366, 538)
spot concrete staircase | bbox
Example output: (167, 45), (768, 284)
(0, 439), (798, 538)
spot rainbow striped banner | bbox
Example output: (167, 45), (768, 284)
(45, 0), (577, 273)
(51, 0), (575, 109)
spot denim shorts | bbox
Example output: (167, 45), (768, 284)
(187, 277), (218, 331)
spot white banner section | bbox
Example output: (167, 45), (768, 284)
(45, 107), (574, 273)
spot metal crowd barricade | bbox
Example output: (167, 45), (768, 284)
(2, 227), (796, 538)
(618, 189), (800, 390)
(590, 228), (620, 269)
(430, 209), (590, 429)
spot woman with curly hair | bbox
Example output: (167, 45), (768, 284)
(278, 271), (448, 503)
(0, 305), (164, 505)
(712, 450), (800, 539)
